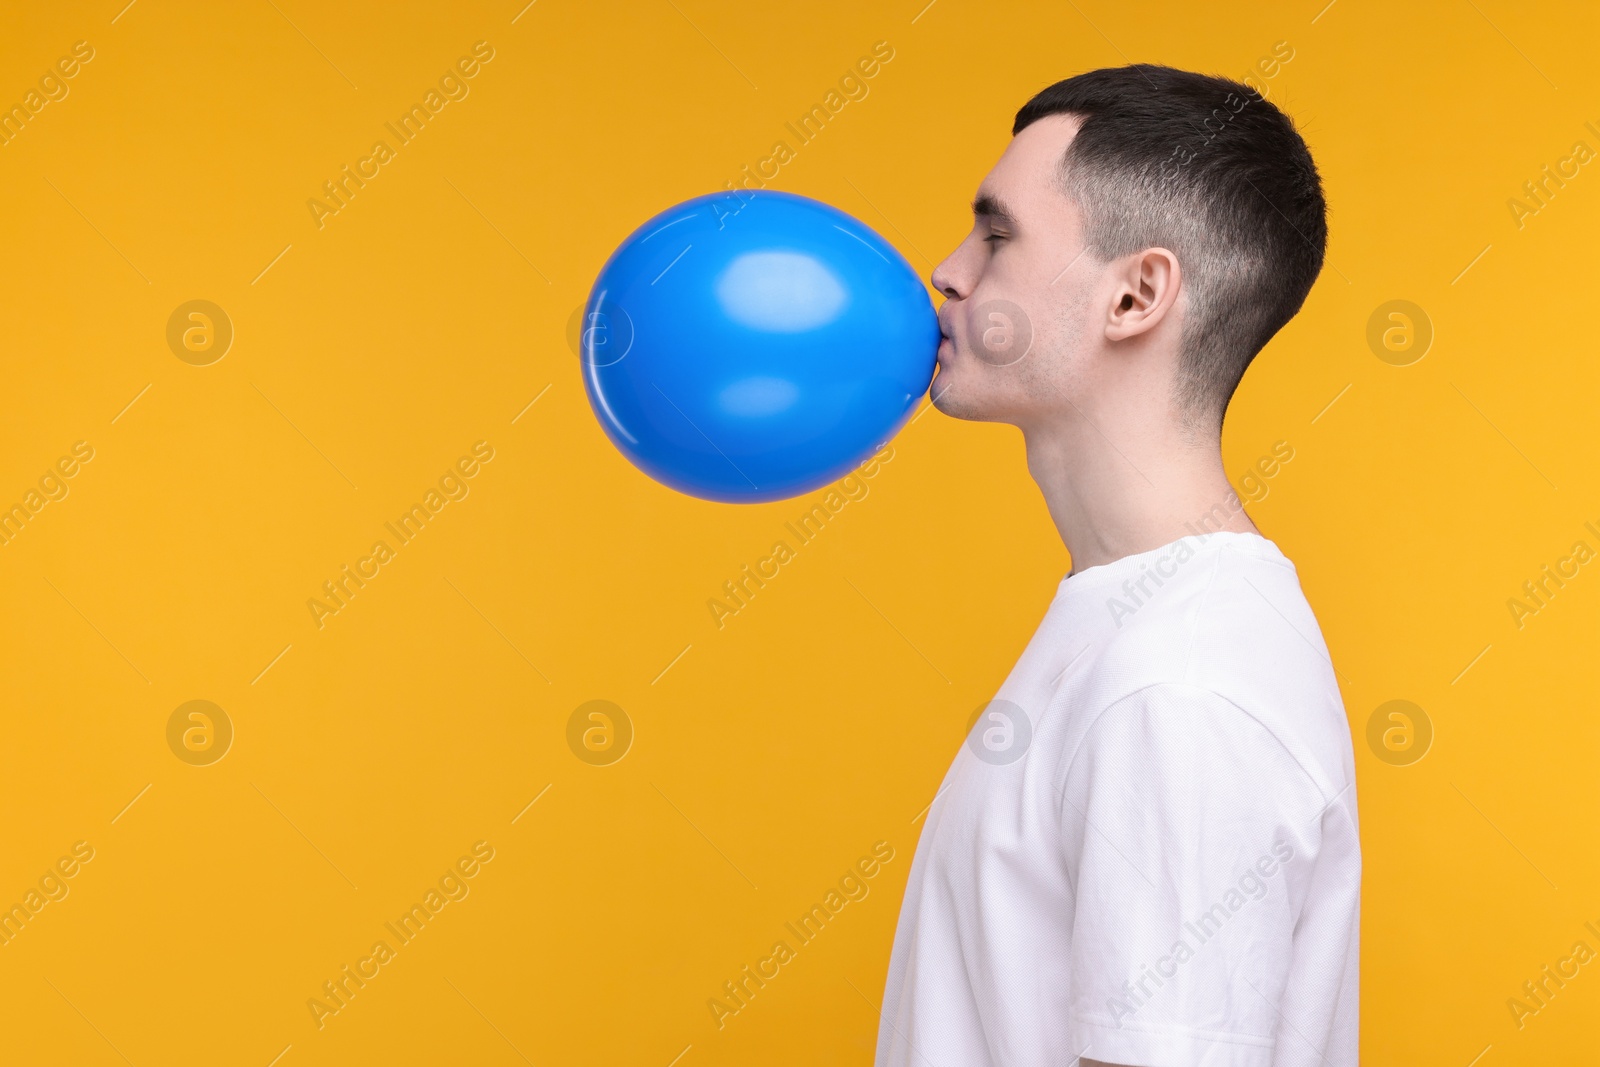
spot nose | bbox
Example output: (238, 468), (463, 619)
(930, 234), (977, 303)
(930, 254), (961, 301)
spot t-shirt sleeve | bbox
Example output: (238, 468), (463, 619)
(1056, 682), (1328, 1067)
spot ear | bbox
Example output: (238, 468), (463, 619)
(1104, 248), (1181, 342)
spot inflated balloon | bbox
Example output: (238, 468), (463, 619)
(579, 190), (938, 503)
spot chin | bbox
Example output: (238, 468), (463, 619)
(929, 366), (992, 422)
(929, 366), (960, 411)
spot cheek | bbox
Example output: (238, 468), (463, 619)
(1022, 291), (1093, 385)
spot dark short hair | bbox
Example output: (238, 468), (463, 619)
(1014, 64), (1326, 427)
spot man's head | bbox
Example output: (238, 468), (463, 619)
(929, 64), (1326, 437)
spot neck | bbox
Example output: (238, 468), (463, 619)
(1021, 403), (1259, 575)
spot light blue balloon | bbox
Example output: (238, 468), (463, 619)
(580, 190), (938, 503)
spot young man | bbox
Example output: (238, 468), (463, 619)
(875, 66), (1359, 1067)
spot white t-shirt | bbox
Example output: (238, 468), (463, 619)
(876, 531), (1360, 1067)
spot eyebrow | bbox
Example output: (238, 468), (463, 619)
(971, 192), (1017, 225)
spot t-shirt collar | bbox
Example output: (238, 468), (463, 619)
(1057, 529), (1280, 599)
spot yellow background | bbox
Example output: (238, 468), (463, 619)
(0, 0), (1595, 1063)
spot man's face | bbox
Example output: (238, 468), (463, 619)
(929, 114), (1101, 426)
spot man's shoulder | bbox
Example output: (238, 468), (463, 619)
(1068, 538), (1353, 793)
(1091, 534), (1336, 694)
